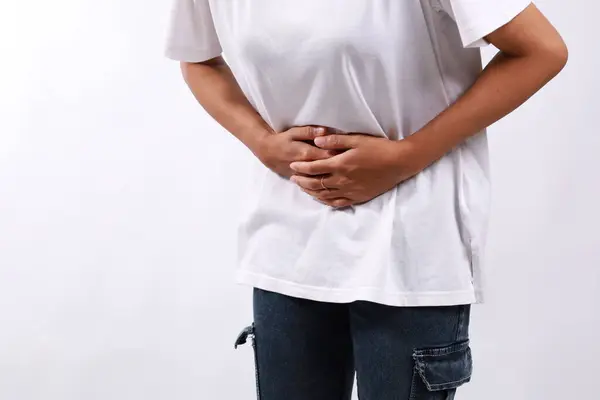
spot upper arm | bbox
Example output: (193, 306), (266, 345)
(438, 0), (534, 48)
(485, 4), (568, 60)
(164, 0), (223, 63)
(439, 0), (567, 61)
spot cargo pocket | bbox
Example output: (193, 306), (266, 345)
(409, 339), (473, 400)
(234, 323), (262, 399)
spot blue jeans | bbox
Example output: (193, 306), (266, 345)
(235, 289), (473, 400)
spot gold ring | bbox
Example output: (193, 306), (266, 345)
(320, 176), (329, 190)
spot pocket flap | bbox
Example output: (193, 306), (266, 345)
(413, 339), (473, 391)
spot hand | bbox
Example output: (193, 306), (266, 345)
(289, 134), (430, 208)
(253, 126), (337, 178)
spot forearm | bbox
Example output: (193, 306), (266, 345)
(402, 3), (568, 167)
(180, 57), (273, 152)
(405, 48), (566, 163)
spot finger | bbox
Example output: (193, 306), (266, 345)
(313, 134), (360, 150)
(324, 198), (354, 208)
(299, 146), (339, 161)
(289, 158), (338, 176)
(290, 175), (323, 191)
(298, 186), (354, 207)
(290, 174), (340, 190)
(288, 126), (327, 141)
(299, 187), (340, 201)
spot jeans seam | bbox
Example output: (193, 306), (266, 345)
(454, 305), (464, 342)
(250, 324), (262, 400)
(414, 346), (468, 358)
(426, 375), (472, 390)
(413, 340), (470, 357)
(408, 367), (419, 400)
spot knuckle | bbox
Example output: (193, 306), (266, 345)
(283, 128), (296, 138)
(309, 148), (324, 161)
(296, 177), (308, 188)
(342, 164), (354, 174)
(310, 126), (325, 138)
(307, 148), (322, 160)
(305, 180), (317, 190)
(318, 149), (332, 159)
(294, 148), (310, 161)
(282, 147), (294, 159)
(300, 149), (311, 160)
(340, 176), (352, 186)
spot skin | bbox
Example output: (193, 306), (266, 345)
(180, 58), (336, 178)
(181, 3), (567, 208)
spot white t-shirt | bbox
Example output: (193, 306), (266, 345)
(165, 0), (532, 306)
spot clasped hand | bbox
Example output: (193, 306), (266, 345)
(254, 126), (429, 208)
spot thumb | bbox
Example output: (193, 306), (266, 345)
(313, 134), (359, 150)
(288, 126), (327, 141)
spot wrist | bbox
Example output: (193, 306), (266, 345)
(242, 125), (275, 156)
(389, 135), (434, 173)
(400, 129), (454, 167)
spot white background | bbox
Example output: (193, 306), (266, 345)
(0, 1), (597, 399)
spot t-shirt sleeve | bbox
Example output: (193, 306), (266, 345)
(164, 0), (222, 62)
(439, 0), (533, 48)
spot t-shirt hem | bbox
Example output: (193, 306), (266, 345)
(164, 45), (223, 63)
(236, 270), (483, 307)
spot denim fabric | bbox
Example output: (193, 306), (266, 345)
(235, 289), (472, 400)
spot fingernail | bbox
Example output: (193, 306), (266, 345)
(315, 127), (325, 135)
(289, 162), (298, 170)
(290, 176), (297, 183)
(314, 136), (326, 146)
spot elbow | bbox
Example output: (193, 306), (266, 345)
(551, 41), (569, 72)
(543, 37), (569, 76)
